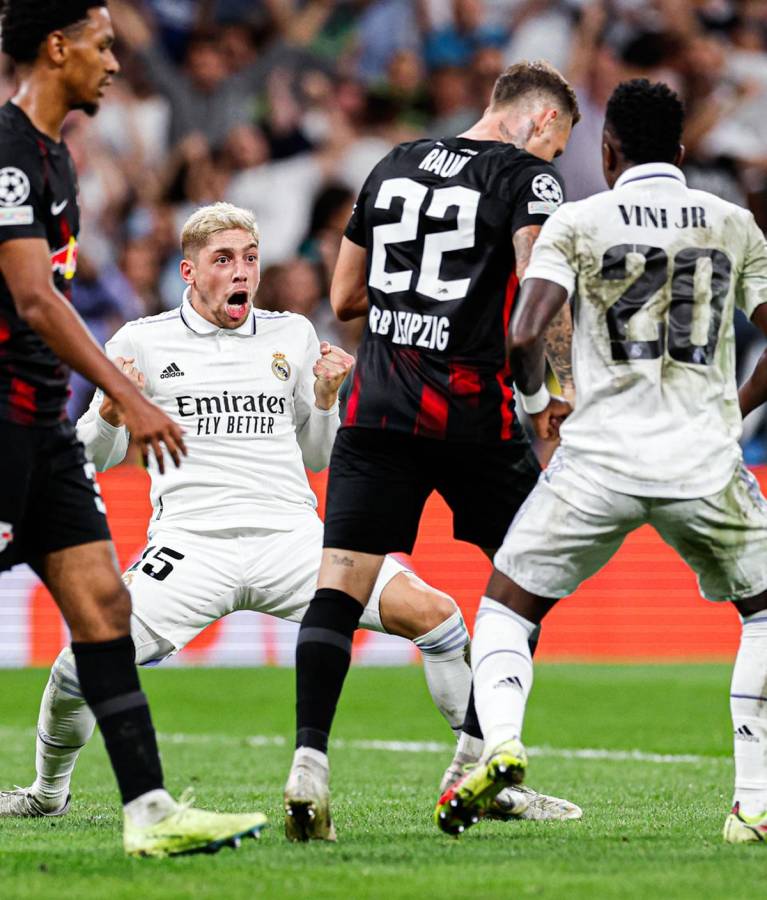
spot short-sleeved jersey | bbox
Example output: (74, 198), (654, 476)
(344, 136), (565, 441)
(0, 102), (80, 427)
(523, 162), (767, 499)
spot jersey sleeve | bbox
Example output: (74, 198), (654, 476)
(735, 212), (767, 319)
(75, 325), (136, 472)
(344, 165), (380, 247)
(521, 203), (577, 297)
(507, 160), (566, 236)
(0, 138), (47, 243)
(294, 319), (341, 472)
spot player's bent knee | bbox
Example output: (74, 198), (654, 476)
(380, 570), (461, 639)
(421, 588), (459, 631)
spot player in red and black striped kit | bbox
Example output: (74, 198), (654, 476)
(0, 1), (266, 857)
(285, 61), (581, 840)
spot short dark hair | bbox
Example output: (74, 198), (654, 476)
(605, 79), (684, 165)
(491, 60), (580, 126)
(0, 1), (107, 63)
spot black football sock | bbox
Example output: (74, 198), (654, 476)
(462, 624), (542, 739)
(461, 686), (483, 739)
(71, 636), (164, 804)
(295, 588), (364, 754)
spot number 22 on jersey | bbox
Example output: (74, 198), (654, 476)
(368, 177), (480, 302)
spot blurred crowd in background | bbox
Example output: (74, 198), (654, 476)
(3, 0), (767, 457)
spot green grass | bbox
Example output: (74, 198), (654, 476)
(0, 664), (762, 899)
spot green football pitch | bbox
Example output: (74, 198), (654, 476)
(0, 664), (763, 899)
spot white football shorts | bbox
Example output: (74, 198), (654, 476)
(122, 514), (406, 653)
(494, 450), (767, 603)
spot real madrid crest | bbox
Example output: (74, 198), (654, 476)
(272, 352), (291, 381)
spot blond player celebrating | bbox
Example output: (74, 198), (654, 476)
(0, 201), (576, 830)
(0, 201), (465, 812)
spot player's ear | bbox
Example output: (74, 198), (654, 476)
(46, 31), (68, 66)
(180, 258), (196, 285)
(602, 140), (616, 182)
(535, 108), (558, 135)
(674, 144), (685, 168)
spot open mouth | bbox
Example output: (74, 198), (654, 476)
(225, 291), (249, 321)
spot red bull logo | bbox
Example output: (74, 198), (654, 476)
(50, 236), (78, 280)
(0, 521), (13, 553)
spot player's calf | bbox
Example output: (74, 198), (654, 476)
(380, 570), (471, 735)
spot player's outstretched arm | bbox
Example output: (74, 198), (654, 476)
(330, 238), (369, 321)
(509, 277), (572, 440)
(0, 239), (186, 473)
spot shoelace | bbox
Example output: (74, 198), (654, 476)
(171, 787), (196, 820)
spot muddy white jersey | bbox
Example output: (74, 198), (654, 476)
(523, 163), (767, 498)
(77, 291), (340, 532)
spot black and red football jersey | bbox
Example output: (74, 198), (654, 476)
(0, 101), (80, 426)
(343, 136), (565, 441)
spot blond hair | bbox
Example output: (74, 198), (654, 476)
(181, 202), (260, 258)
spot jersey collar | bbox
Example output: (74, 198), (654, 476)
(615, 162), (686, 189)
(179, 287), (256, 337)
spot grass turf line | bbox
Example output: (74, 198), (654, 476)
(0, 664), (761, 900)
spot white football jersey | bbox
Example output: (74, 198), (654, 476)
(523, 162), (767, 498)
(77, 291), (340, 532)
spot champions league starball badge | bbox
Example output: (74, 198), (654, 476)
(531, 172), (563, 205)
(271, 352), (291, 381)
(0, 167), (31, 207)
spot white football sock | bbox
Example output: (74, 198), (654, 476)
(455, 732), (484, 762)
(31, 648), (96, 811)
(731, 611), (767, 816)
(413, 610), (471, 735)
(124, 788), (177, 827)
(31, 618), (173, 812)
(471, 596), (536, 756)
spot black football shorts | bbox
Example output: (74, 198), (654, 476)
(323, 426), (541, 555)
(0, 420), (111, 572)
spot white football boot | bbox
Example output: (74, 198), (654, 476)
(439, 754), (582, 824)
(284, 750), (336, 842)
(0, 787), (70, 817)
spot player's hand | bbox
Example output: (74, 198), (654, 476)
(313, 341), (355, 410)
(120, 392), (187, 475)
(529, 397), (572, 441)
(99, 357), (145, 427)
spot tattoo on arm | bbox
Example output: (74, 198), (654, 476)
(543, 303), (574, 400)
(512, 225), (542, 280)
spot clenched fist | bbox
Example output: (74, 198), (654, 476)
(313, 341), (355, 410)
(99, 356), (146, 427)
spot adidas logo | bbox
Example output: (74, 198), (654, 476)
(735, 725), (760, 743)
(494, 675), (524, 691)
(160, 363), (185, 379)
